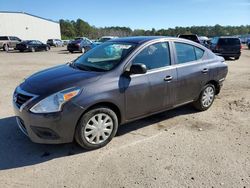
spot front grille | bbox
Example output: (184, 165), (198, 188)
(13, 87), (37, 110)
(16, 93), (33, 108)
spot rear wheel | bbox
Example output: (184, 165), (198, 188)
(235, 56), (240, 60)
(75, 107), (118, 150)
(193, 84), (215, 111)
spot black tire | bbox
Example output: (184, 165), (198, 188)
(193, 84), (216, 111)
(19, 50), (24, 52)
(69, 50), (73, 53)
(75, 106), (118, 150)
(235, 56), (240, 60)
(3, 44), (9, 52)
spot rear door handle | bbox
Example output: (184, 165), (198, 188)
(202, 68), (209, 74)
(164, 76), (173, 82)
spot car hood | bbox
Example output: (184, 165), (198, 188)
(20, 64), (102, 95)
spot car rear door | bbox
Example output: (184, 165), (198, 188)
(125, 41), (177, 120)
(36, 41), (44, 51)
(173, 42), (209, 104)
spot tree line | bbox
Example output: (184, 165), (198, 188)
(60, 19), (250, 40)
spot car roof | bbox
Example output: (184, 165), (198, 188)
(109, 36), (202, 45)
(110, 36), (172, 44)
(217, 36), (240, 39)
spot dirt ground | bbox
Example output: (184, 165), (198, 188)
(0, 47), (249, 188)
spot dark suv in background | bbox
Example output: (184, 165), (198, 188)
(67, 37), (96, 53)
(210, 37), (241, 60)
(0, 36), (22, 51)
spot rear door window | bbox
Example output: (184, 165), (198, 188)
(174, 42), (204, 64)
(194, 47), (204, 60)
(175, 43), (196, 64)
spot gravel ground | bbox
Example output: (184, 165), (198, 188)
(0, 47), (249, 188)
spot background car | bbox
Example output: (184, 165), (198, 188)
(62, 40), (71, 46)
(16, 40), (50, 52)
(178, 34), (201, 44)
(0, 36), (22, 51)
(210, 37), (241, 60)
(95, 36), (118, 45)
(67, 37), (96, 53)
(199, 36), (210, 48)
(46, 39), (64, 47)
(247, 38), (250, 49)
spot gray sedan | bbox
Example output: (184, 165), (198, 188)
(13, 36), (228, 149)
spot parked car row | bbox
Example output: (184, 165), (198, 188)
(16, 40), (50, 52)
(0, 36), (67, 53)
(178, 34), (242, 60)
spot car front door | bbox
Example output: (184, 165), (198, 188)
(173, 42), (209, 104)
(124, 41), (177, 120)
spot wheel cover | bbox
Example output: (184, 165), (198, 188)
(81, 48), (85, 53)
(4, 45), (8, 51)
(83, 113), (113, 145)
(202, 86), (214, 107)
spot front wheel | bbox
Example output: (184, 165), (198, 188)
(3, 44), (9, 52)
(193, 84), (215, 111)
(30, 47), (35, 52)
(75, 107), (118, 150)
(235, 56), (240, 60)
(45, 46), (49, 51)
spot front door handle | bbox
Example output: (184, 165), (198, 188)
(202, 68), (209, 74)
(164, 76), (173, 82)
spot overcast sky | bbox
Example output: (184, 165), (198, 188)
(1, 0), (249, 29)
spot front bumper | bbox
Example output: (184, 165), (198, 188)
(13, 95), (84, 144)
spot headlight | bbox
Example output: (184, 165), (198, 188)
(30, 88), (81, 113)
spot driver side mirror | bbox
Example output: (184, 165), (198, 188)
(129, 63), (147, 74)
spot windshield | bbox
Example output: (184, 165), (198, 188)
(73, 42), (136, 72)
